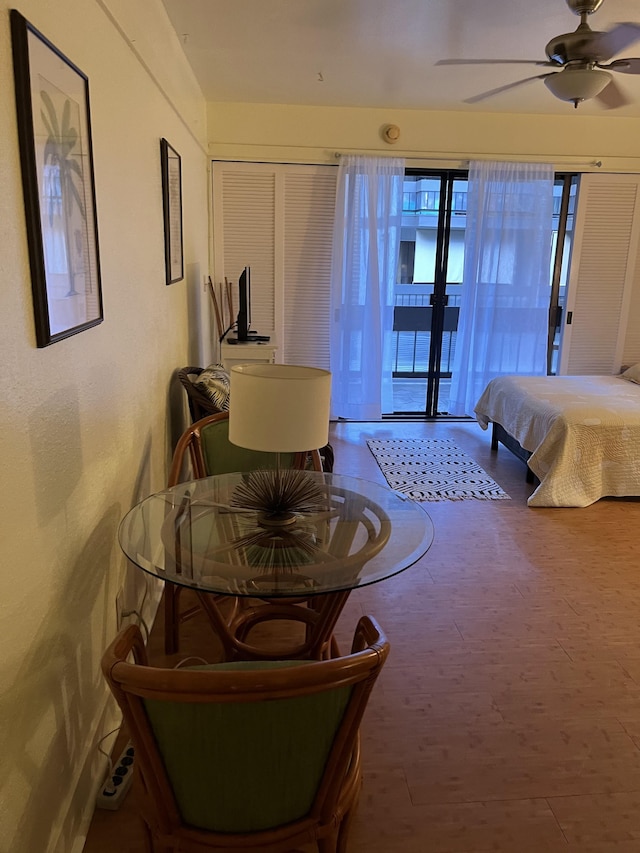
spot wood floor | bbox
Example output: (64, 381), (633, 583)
(85, 419), (640, 852)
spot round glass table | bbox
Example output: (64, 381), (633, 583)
(119, 471), (434, 660)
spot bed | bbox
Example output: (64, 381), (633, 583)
(474, 366), (640, 507)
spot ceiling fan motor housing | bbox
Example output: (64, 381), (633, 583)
(546, 23), (606, 65)
(548, 0), (609, 65)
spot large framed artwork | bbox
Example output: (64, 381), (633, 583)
(160, 138), (184, 284)
(11, 9), (103, 347)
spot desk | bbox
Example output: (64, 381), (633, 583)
(220, 340), (277, 371)
(119, 472), (434, 659)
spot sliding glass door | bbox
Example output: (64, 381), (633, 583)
(391, 170), (576, 417)
(549, 173), (578, 374)
(392, 170), (467, 416)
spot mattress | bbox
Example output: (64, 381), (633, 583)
(474, 374), (640, 507)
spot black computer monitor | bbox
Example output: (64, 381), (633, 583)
(236, 266), (250, 341)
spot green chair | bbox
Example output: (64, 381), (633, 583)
(101, 615), (389, 853)
(164, 412), (323, 654)
(168, 411), (321, 484)
(177, 365), (335, 472)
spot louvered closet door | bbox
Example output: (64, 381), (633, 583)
(211, 162), (337, 368)
(559, 174), (640, 375)
(282, 170), (336, 369)
(623, 234), (640, 366)
(212, 164), (276, 338)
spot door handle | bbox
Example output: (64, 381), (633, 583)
(429, 293), (449, 307)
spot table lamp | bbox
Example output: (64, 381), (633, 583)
(228, 363), (332, 528)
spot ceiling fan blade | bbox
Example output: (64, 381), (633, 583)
(595, 22), (640, 62)
(464, 73), (555, 105)
(436, 59), (553, 67)
(605, 57), (640, 75)
(595, 78), (631, 110)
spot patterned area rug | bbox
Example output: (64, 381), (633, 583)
(367, 438), (511, 502)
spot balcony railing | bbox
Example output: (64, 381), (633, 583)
(392, 284), (460, 377)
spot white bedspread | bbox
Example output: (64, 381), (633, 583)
(474, 374), (640, 507)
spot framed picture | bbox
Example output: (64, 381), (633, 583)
(160, 138), (184, 284)
(10, 10), (103, 347)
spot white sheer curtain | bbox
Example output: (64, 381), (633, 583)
(330, 155), (405, 420)
(449, 160), (554, 416)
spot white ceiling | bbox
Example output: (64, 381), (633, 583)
(160, 0), (640, 118)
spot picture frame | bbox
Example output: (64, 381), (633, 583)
(160, 138), (184, 285)
(10, 10), (103, 347)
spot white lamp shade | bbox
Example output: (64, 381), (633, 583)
(544, 68), (612, 103)
(229, 364), (331, 453)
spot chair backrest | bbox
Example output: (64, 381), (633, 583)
(177, 365), (335, 472)
(168, 411), (322, 486)
(101, 616), (389, 847)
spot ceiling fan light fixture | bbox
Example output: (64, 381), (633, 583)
(544, 67), (612, 106)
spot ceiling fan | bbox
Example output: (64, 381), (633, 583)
(437, 0), (640, 109)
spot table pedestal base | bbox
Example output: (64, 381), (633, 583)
(195, 590), (350, 661)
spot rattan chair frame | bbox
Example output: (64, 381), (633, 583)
(102, 615), (389, 853)
(178, 366), (224, 423)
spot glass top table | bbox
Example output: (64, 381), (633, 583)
(118, 471), (434, 659)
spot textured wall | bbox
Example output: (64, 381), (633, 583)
(0, 2), (209, 851)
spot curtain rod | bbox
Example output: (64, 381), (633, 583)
(333, 150), (603, 169)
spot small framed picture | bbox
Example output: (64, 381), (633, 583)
(160, 138), (184, 284)
(11, 10), (103, 347)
